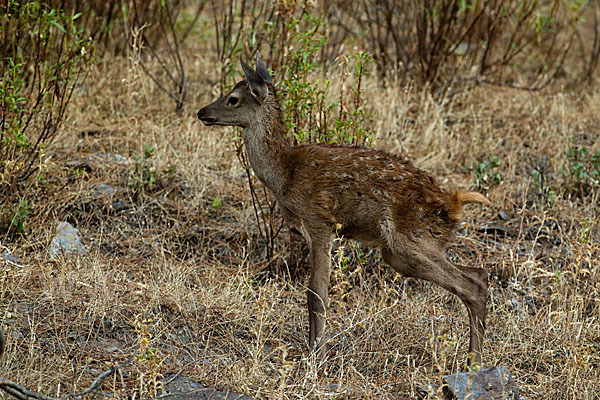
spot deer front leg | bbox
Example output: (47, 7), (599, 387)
(307, 236), (332, 360)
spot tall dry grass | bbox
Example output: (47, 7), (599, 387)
(1, 3), (600, 400)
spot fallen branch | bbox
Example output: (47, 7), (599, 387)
(0, 359), (132, 400)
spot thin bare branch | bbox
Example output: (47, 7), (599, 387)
(0, 359), (132, 400)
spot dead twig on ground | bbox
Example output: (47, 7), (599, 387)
(0, 359), (132, 400)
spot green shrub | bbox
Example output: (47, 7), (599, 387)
(0, 1), (93, 206)
(7, 199), (29, 233)
(470, 155), (502, 190)
(130, 144), (158, 192)
(264, 8), (375, 146)
(562, 146), (600, 197)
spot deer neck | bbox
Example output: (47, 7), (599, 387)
(243, 104), (288, 198)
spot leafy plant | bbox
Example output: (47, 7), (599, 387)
(530, 169), (557, 206)
(279, 11), (329, 144)
(562, 146), (600, 197)
(471, 155), (502, 190)
(278, 12), (375, 146)
(333, 51), (376, 146)
(1, 1), (93, 206)
(211, 196), (223, 210)
(7, 199), (29, 233)
(130, 144), (158, 192)
(134, 318), (164, 399)
(211, 1), (376, 146)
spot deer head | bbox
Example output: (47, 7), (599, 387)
(197, 54), (273, 128)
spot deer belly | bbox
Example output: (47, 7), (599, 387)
(338, 220), (386, 248)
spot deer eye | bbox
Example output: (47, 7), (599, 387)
(227, 96), (239, 106)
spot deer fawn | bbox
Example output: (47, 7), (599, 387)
(198, 55), (489, 365)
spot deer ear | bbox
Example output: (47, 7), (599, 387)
(255, 53), (272, 84)
(241, 58), (268, 104)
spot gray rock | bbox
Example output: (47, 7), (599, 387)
(159, 375), (256, 399)
(91, 152), (129, 165)
(49, 222), (88, 258)
(87, 183), (123, 198)
(497, 210), (511, 221)
(415, 382), (440, 399)
(111, 199), (130, 212)
(65, 152), (130, 171)
(1, 252), (23, 267)
(86, 183), (129, 211)
(443, 366), (520, 400)
(477, 223), (510, 237)
(322, 383), (360, 396)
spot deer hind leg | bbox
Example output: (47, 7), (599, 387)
(305, 229), (333, 360)
(381, 240), (488, 365)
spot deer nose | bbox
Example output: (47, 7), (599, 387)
(197, 108), (216, 125)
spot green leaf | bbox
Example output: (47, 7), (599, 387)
(212, 196), (223, 210)
(51, 20), (66, 33)
(143, 144), (156, 159)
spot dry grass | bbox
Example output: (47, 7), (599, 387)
(1, 29), (600, 400)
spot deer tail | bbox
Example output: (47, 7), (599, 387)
(456, 191), (490, 205)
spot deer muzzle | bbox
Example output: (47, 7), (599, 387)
(197, 107), (216, 125)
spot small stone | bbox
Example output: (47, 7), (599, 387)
(91, 152), (129, 165)
(88, 183), (123, 198)
(415, 382), (440, 399)
(159, 375), (257, 400)
(65, 152), (129, 171)
(506, 298), (520, 310)
(1, 252), (23, 267)
(80, 129), (100, 137)
(477, 223), (509, 237)
(111, 199), (130, 212)
(442, 366), (521, 400)
(486, 239), (508, 250)
(498, 210), (511, 221)
(49, 222), (88, 258)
